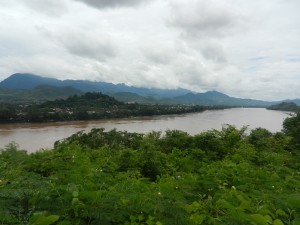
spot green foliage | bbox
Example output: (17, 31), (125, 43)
(0, 85), (83, 104)
(248, 128), (273, 151)
(160, 130), (192, 153)
(283, 112), (300, 149)
(1, 116), (300, 224)
(29, 212), (59, 225)
(0, 103), (17, 122)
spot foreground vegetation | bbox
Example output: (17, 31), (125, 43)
(0, 92), (227, 123)
(0, 113), (300, 225)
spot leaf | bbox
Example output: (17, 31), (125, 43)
(273, 219), (284, 225)
(264, 215), (273, 224)
(190, 214), (205, 225)
(29, 213), (60, 225)
(186, 201), (201, 213)
(146, 216), (155, 225)
(72, 191), (79, 198)
(138, 214), (144, 221)
(130, 215), (136, 222)
(275, 209), (287, 217)
(250, 214), (269, 225)
(72, 197), (79, 205)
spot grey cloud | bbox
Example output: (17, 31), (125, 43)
(249, 56), (268, 61)
(287, 55), (300, 62)
(142, 45), (175, 64)
(0, 1), (16, 7)
(36, 27), (117, 61)
(22, 0), (68, 16)
(201, 45), (227, 63)
(63, 35), (117, 61)
(168, 0), (245, 38)
(144, 51), (172, 64)
(73, 0), (150, 9)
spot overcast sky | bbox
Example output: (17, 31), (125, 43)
(0, 0), (299, 100)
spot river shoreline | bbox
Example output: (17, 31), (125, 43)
(0, 108), (290, 152)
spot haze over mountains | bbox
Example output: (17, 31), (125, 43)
(0, 73), (299, 106)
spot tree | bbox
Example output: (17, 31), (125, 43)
(0, 103), (16, 122)
(248, 127), (272, 151)
(283, 112), (300, 149)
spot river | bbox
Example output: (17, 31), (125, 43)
(0, 108), (290, 152)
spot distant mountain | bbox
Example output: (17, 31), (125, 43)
(282, 99), (300, 106)
(1, 73), (299, 107)
(173, 91), (272, 107)
(0, 73), (190, 98)
(0, 73), (62, 90)
(0, 85), (82, 103)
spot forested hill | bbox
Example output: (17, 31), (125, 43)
(0, 85), (83, 103)
(43, 92), (121, 108)
(267, 102), (300, 112)
(0, 113), (300, 224)
(0, 92), (225, 123)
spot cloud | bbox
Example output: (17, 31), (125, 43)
(22, 0), (68, 16)
(0, 0), (300, 101)
(142, 43), (176, 64)
(36, 26), (118, 62)
(61, 34), (117, 61)
(201, 45), (227, 63)
(168, 0), (246, 38)
(185, 41), (227, 63)
(73, 0), (150, 9)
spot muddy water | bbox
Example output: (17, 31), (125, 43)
(0, 108), (290, 152)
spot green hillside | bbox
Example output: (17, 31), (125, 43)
(0, 85), (82, 103)
(111, 92), (176, 104)
(267, 102), (300, 112)
(173, 91), (272, 107)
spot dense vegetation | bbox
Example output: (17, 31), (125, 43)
(1, 113), (300, 225)
(0, 92), (227, 123)
(267, 102), (300, 112)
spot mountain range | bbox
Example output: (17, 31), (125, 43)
(0, 73), (299, 107)
(0, 73), (189, 98)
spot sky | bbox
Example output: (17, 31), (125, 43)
(0, 0), (299, 101)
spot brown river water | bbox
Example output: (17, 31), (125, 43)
(0, 108), (290, 153)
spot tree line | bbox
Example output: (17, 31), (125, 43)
(267, 102), (300, 112)
(0, 92), (228, 123)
